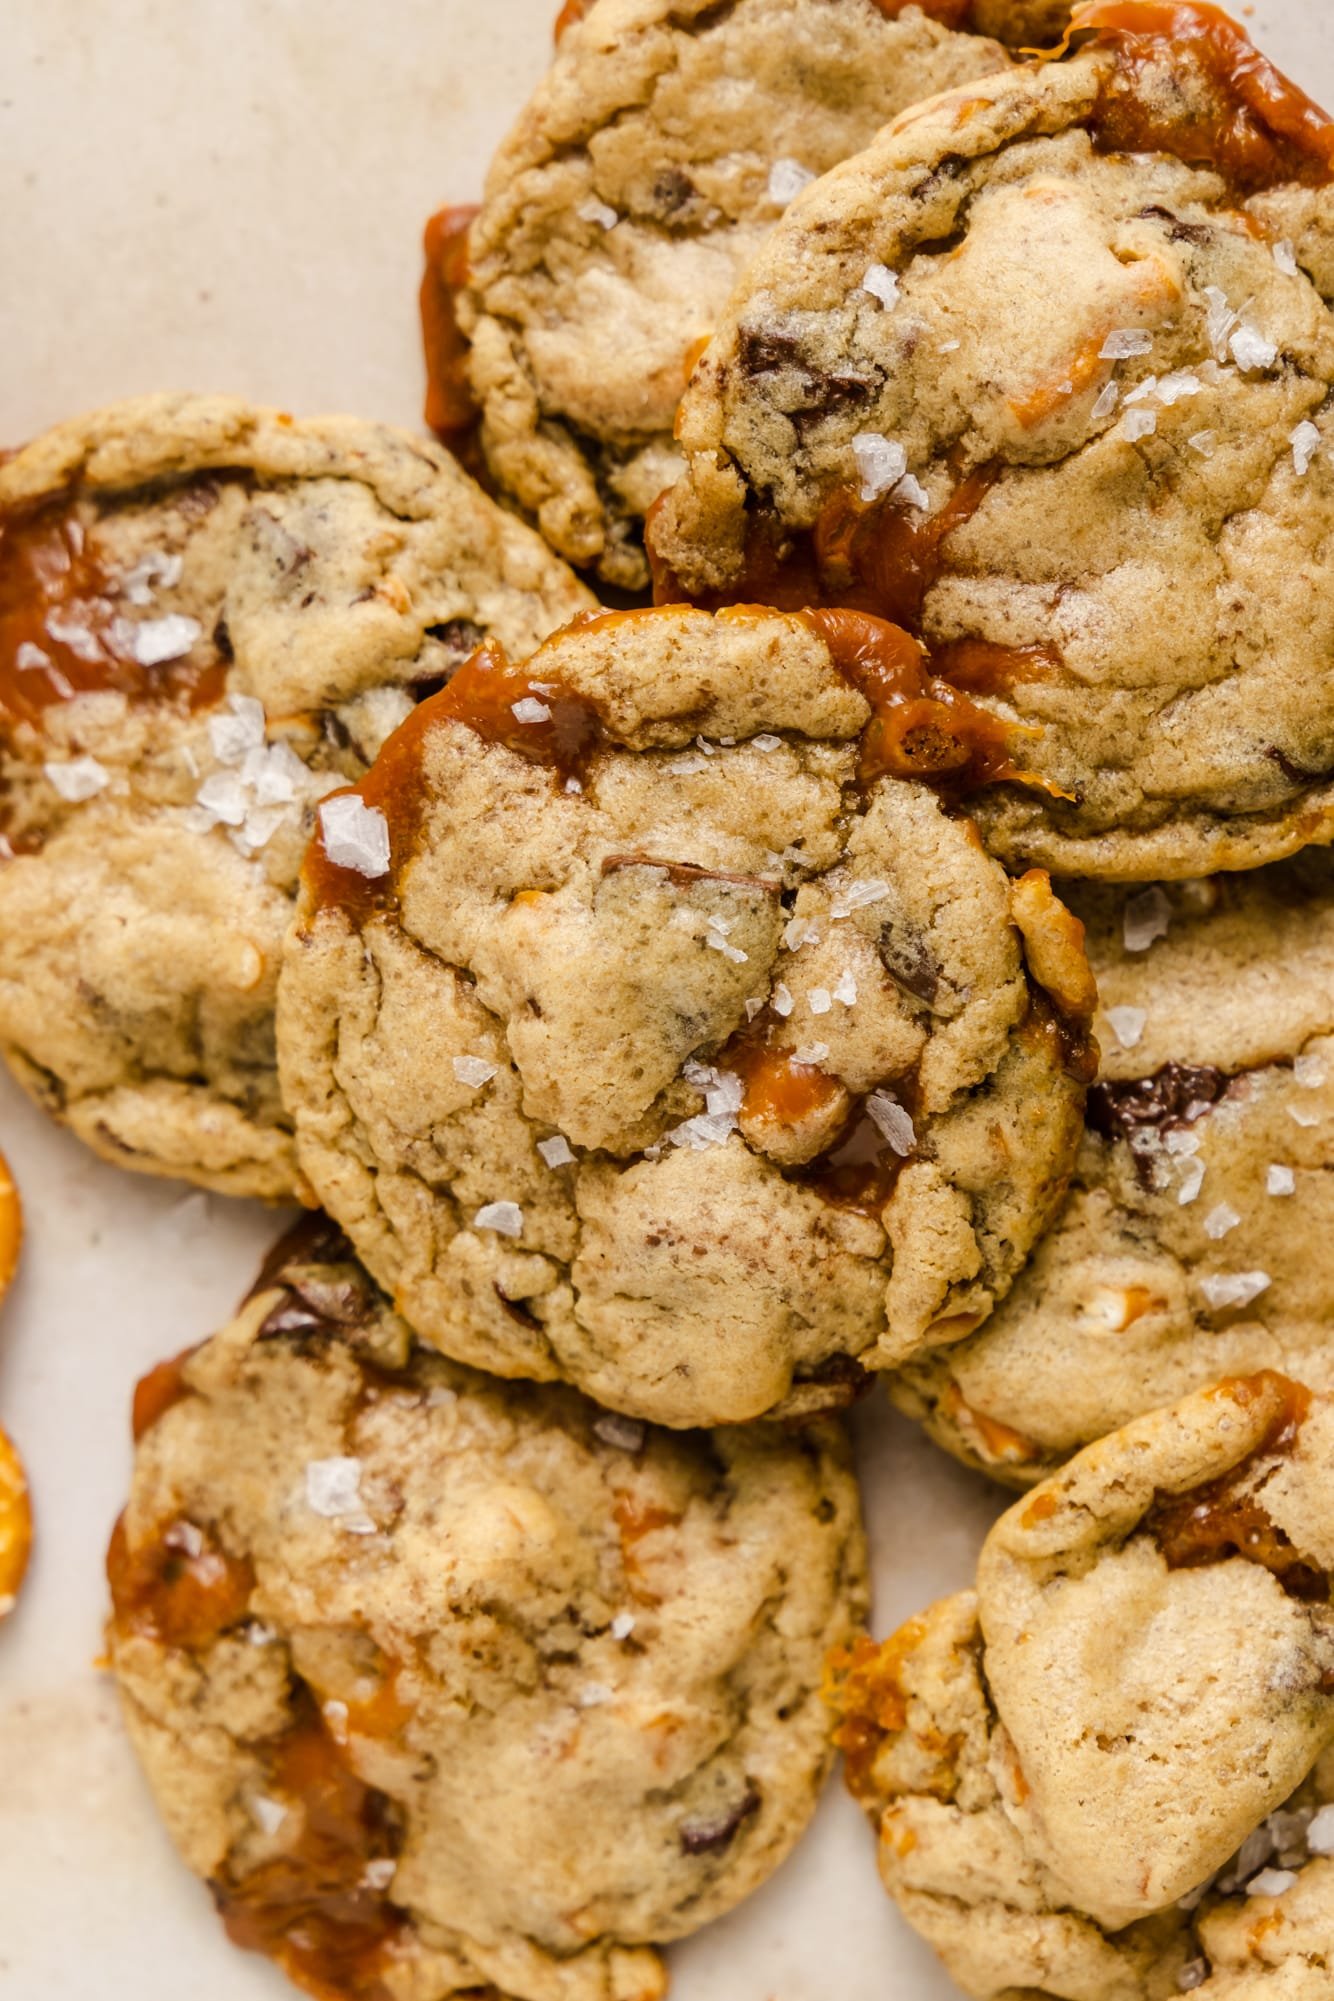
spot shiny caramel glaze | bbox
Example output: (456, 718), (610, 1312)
(0, 501), (224, 731)
(733, 1036), (847, 1129)
(131, 1347), (202, 1443)
(217, 1701), (405, 2001)
(420, 205), (481, 442)
(1070, 0), (1334, 192)
(107, 1513), (256, 1651)
(801, 1103), (912, 1215)
(1146, 1374), (1326, 1602)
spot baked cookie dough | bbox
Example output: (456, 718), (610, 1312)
(892, 854), (1334, 1485)
(277, 603), (1094, 1427)
(107, 1217), (867, 2001)
(430, 0), (1040, 588)
(827, 1371), (1334, 1999)
(0, 394), (591, 1198)
(650, 1), (1334, 879)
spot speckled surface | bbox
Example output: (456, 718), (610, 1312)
(0, 2), (1327, 1996)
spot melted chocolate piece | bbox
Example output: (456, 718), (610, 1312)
(420, 205), (481, 444)
(107, 1513), (255, 1652)
(1087, 1061), (1228, 1143)
(600, 853), (780, 893)
(679, 1788), (761, 1855)
(878, 920), (943, 1008)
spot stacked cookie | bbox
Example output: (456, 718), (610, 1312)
(6, 2), (1334, 1998)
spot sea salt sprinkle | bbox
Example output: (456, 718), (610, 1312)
(850, 432), (907, 502)
(304, 1456), (375, 1533)
(473, 1201), (524, 1237)
(1230, 323), (1279, 372)
(1273, 238), (1300, 277)
(1120, 408), (1157, 442)
(829, 877), (891, 919)
(126, 612), (201, 666)
(809, 987), (832, 1015)
(577, 197), (619, 230)
(1105, 1005), (1146, 1050)
(594, 1413), (646, 1453)
(705, 913), (748, 964)
(1091, 381), (1120, 420)
(772, 981), (795, 1017)
(1246, 1868), (1298, 1898)
(1291, 420), (1321, 475)
(1294, 1052), (1326, 1087)
(861, 262), (900, 309)
(1203, 1202), (1240, 1239)
(1290, 1104), (1322, 1129)
(833, 968), (858, 1006)
(452, 1055), (497, 1089)
(362, 1859), (397, 1891)
(537, 1134), (575, 1168)
(249, 1795), (289, 1837)
(1100, 328), (1153, 359)
(768, 157), (815, 205)
(1199, 1270), (1271, 1310)
(610, 1612), (637, 1641)
(1123, 886), (1171, 953)
(1188, 430), (1216, 457)
(1308, 1804), (1334, 1854)
(1203, 285), (1240, 361)
(866, 1091), (915, 1157)
(1268, 1164), (1296, 1196)
(319, 795), (391, 876)
(668, 1061), (744, 1151)
(44, 754), (109, 801)
(751, 734), (782, 752)
(793, 1041), (829, 1065)
(511, 695), (552, 724)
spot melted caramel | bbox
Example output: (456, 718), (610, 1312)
(824, 1621), (928, 1802)
(800, 1104), (909, 1216)
(814, 462), (998, 632)
(218, 1707), (404, 2001)
(1071, 0), (1334, 192)
(107, 1514), (255, 1651)
(434, 639), (605, 778)
(733, 1038), (846, 1127)
(1147, 1373), (1325, 1602)
(420, 204), (481, 441)
(131, 1346), (201, 1442)
(0, 504), (222, 731)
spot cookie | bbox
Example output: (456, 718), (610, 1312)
(827, 1371), (1334, 1999)
(650, 1), (1334, 879)
(892, 855), (1334, 1485)
(107, 1217), (867, 2001)
(430, 0), (1040, 588)
(0, 394), (592, 1198)
(276, 603), (1094, 1427)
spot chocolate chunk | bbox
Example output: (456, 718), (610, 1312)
(1138, 204), (1212, 244)
(650, 166), (697, 216)
(679, 1788), (761, 1855)
(424, 618), (486, 663)
(878, 921), (942, 1008)
(1087, 1062), (1229, 1145)
(736, 326), (806, 376)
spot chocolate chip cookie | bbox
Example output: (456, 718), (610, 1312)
(0, 394), (592, 1198)
(277, 603), (1094, 1426)
(432, 0), (1037, 588)
(651, 2), (1334, 878)
(893, 854), (1334, 1485)
(828, 1371), (1334, 1998)
(108, 1218), (867, 2001)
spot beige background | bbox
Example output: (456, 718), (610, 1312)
(0, 1), (1327, 1996)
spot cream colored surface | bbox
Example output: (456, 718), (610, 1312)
(0, 3), (1326, 1999)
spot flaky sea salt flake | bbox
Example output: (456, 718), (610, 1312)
(44, 754), (109, 802)
(474, 1200), (524, 1237)
(833, 969), (858, 1005)
(129, 613), (202, 666)
(751, 733), (782, 751)
(1200, 1270), (1270, 1310)
(809, 987), (832, 1015)
(772, 981), (795, 1017)
(577, 197), (619, 230)
(453, 1055), (497, 1089)
(1246, 1868), (1298, 1898)
(1123, 886), (1171, 952)
(1188, 429), (1216, 457)
(1306, 1804), (1334, 1855)
(1273, 238), (1300, 277)
(1091, 381), (1120, 420)
(1120, 408), (1158, 442)
(305, 1456), (375, 1531)
(1203, 1202), (1240, 1239)
(594, 1413), (646, 1453)
(1231, 324), (1278, 372)
(768, 157), (815, 205)
(866, 1091), (915, 1156)
(1294, 1053), (1326, 1087)
(1292, 420), (1321, 475)
(610, 1612), (637, 1640)
(1268, 1164), (1296, 1196)
(895, 473), (930, 510)
(861, 263), (900, 309)
(319, 795), (391, 876)
(829, 877), (891, 919)
(511, 696), (552, 724)
(1106, 1006), (1146, 1050)
(538, 1134), (575, 1168)
(793, 1041), (829, 1065)
(851, 432), (908, 503)
(1101, 328), (1153, 359)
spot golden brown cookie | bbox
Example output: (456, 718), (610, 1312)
(0, 394), (592, 1197)
(276, 604), (1094, 1426)
(108, 1218), (867, 2001)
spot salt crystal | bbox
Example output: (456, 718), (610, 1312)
(669, 1110), (738, 1150)
(1188, 430), (1217, 457)
(1091, 381), (1120, 420)
(1106, 1005), (1147, 1050)
(44, 755), (109, 802)
(1200, 1270), (1271, 1310)
(1268, 1164), (1296, 1195)
(610, 1612), (637, 1640)
(594, 1413), (646, 1452)
(1124, 376), (1159, 406)
(1155, 370), (1202, 404)
(861, 263), (900, 309)
(1203, 285), (1239, 360)
(579, 1683), (613, 1707)
(768, 157), (815, 205)
(1120, 408), (1158, 442)
(511, 696), (552, 724)
(473, 1200), (523, 1237)
(809, 987), (832, 1015)
(783, 914), (820, 950)
(772, 981), (795, 1017)
(744, 997), (765, 1020)
(195, 769), (249, 826)
(319, 795), (391, 876)
(1246, 1868), (1298, 1898)
(793, 1041), (829, 1065)
(128, 614), (201, 666)
(1123, 886), (1171, 953)
(1178, 1157), (1206, 1205)
(1231, 324), (1278, 372)
(164, 1521), (204, 1558)
(209, 693), (267, 764)
(833, 969), (858, 1006)
(895, 473), (930, 511)
(1177, 1963), (1208, 1992)
(668, 754), (709, 775)
(706, 929), (748, 964)
(1203, 1202), (1240, 1239)
(304, 1456), (375, 1531)
(829, 877), (891, 919)
(866, 1091), (916, 1156)
(1101, 328), (1153, 359)
(1274, 238), (1300, 276)
(578, 197), (619, 230)
(1294, 1053), (1326, 1087)
(939, 338), (961, 353)
(1290, 1103), (1321, 1128)
(122, 550), (182, 604)
(851, 432), (908, 502)
(1306, 1804), (1334, 1854)
(538, 1134), (575, 1168)
(695, 736), (717, 755)
(45, 612), (103, 664)
(453, 1054), (497, 1088)
(249, 1795), (288, 1837)
(362, 1859), (397, 1890)
(1164, 1129), (1201, 1157)
(15, 641), (50, 671)
(1292, 420), (1321, 475)
(751, 733), (782, 751)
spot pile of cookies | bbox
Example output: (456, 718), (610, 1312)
(4, 1), (1334, 1996)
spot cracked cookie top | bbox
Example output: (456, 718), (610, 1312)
(649, 1), (1334, 879)
(827, 1371), (1334, 1999)
(432, 0), (1046, 587)
(277, 602), (1093, 1426)
(108, 1217), (867, 2001)
(892, 852), (1334, 1485)
(0, 393), (592, 1197)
